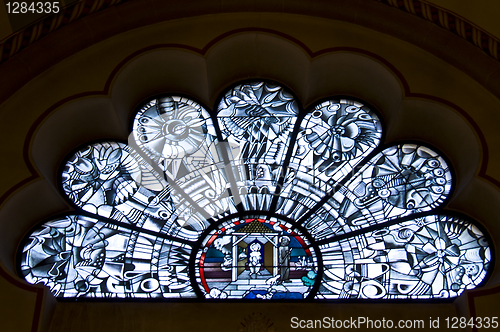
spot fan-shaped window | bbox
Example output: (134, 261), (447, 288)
(19, 82), (492, 300)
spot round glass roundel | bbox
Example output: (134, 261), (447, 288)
(195, 217), (319, 300)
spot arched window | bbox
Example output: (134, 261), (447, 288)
(18, 81), (492, 300)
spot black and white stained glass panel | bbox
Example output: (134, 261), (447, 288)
(217, 82), (299, 212)
(61, 141), (196, 239)
(19, 215), (195, 298)
(279, 99), (383, 202)
(317, 215), (490, 299)
(300, 144), (453, 241)
(132, 96), (238, 239)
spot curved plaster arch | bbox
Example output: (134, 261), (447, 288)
(1, 0), (500, 104)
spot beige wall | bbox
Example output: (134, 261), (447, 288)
(1, 1), (499, 331)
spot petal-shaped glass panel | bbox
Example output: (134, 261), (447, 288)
(132, 96), (239, 239)
(62, 142), (142, 213)
(278, 99), (382, 209)
(194, 216), (318, 299)
(346, 144), (452, 213)
(317, 215), (490, 299)
(19, 215), (195, 298)
(217, 82), (299, 211)
(61, 141), (203, 240)
(302, 144), (453, 241)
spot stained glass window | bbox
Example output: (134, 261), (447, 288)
(18, 82), (492, 300)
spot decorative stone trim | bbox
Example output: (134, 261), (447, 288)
(0, 0), (128, 65)
(375, 0), (500, 60)
(0, 0), (499, 65)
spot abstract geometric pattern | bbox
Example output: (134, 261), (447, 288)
(217, 82), (298, 211)
(20, 215), (194, 298)
(18, 81), (492, 300)
(317, 215), (490, 299)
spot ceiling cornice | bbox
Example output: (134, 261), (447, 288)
(1, 0), (499, 66)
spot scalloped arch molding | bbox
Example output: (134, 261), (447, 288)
(1, 9), (500, 332)
(2, 26), (495, 286)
